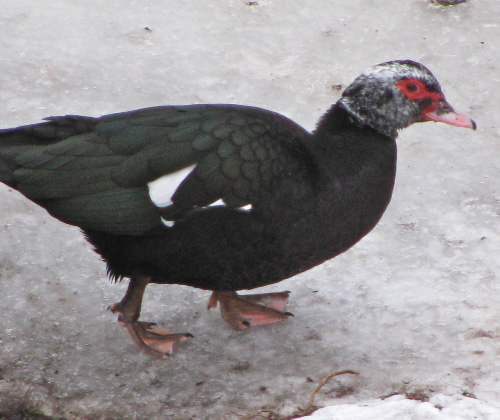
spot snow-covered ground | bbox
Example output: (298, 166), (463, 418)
(1, 1), (499, 419)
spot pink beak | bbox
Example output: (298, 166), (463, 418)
(424, 99), (477, 130)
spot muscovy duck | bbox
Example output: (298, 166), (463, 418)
(0, 60), (476, 358)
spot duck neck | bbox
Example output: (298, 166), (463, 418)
(314, 102), (398, 141)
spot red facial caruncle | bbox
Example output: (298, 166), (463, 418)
(396, 78), (476, 130)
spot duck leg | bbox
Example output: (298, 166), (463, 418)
(109, 276), (193, 359)
(208, 291), (294, 330)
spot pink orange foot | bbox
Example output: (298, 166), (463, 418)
(110, 303), (193, 359)
(208, 291), (294, 330)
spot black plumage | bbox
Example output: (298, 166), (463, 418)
(0, 60), (475, 358)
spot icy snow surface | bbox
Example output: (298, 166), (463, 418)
(305, 394), (500, 420)
(0, 1), (499, 419)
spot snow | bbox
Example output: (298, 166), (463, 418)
(305, 394), (500, 420)
(0, 0), (499, 419)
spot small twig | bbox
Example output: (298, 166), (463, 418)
(430, 0), (466, 5)
(234, 369), (360, 419)
(302, 369), (360, 413)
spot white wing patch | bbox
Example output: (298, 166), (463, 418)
(206, 200), (252, 211)
(148, 165), (253, 228)
(160, 219), (175, 228)
(207, 199), (225, 207)
(147, 165), (196, 207)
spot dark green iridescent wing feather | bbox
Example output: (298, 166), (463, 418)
(5, 104), (312, 235)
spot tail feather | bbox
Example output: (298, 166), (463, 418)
(0, 115), (97, 186)
(0, 153), (16, 186)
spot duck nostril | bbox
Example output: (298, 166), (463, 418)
(437, 99), (454, 115)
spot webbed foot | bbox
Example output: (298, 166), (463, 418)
(110, 276), (192, 359)
(208, 290), (294, 330)
(114, 315), (193, 359)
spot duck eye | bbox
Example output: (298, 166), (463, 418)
(406, 82), (418, 92)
